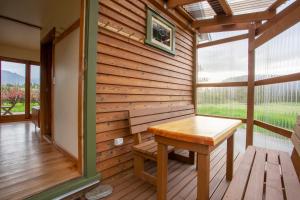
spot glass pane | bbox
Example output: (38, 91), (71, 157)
(1, 61), (26, 115)
(30, 65), (40, 113)
(254, 126), (293, 153)
(255, 81), (300, 131)
(197, 39), (248, 83)
(253, 81), (300, 153)
(255, 23), (300, 80)
(197, 87), (247, 118)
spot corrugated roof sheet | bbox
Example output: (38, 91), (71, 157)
(184, 0), (280, 19)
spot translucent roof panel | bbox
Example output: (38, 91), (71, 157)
(184, 0), (283, 19)
(227, 0), (276, 15)
(184, 1), (215, 20)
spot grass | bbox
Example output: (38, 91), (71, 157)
(197, 103), (300, 131)
(2, 102), (39, 113)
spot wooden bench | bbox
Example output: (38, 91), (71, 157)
(129, 105), (195, 185)
(224, 116), (300, 200)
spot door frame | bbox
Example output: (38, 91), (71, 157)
(28, 0), (99, 199)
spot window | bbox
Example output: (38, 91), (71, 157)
(30, 65), (40, 112)
(197, 87), (247, 118)
(1, 61), (26, 115)
(0, 59), (40, 119)
(198, 39), (248, 83)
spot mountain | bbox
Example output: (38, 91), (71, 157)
(1, 70), (25, 85)
(1, 70), (40, 85)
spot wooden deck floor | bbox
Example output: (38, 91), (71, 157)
(0, 122), (80, 200)
(99, 143), (243, 200)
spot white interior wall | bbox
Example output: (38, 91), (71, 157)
(0, 44), (40, 62)
(53, 27), (80, 158)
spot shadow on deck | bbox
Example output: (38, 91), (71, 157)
(100, 143), (242, 200)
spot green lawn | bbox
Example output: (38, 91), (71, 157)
(2, 102), (39, 113)
(197, 103), (300, 131)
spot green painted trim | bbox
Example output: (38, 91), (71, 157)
(27, 175), (100, 200)
(145, 7), (176, 55)
(83, 0), (98, 178)
(27, 0), (100, 199)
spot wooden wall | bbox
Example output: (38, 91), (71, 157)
(97, 0), (195, 179)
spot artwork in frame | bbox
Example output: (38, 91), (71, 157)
(145, 7), (176, 55)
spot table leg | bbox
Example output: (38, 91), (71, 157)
(157, 142), (168, 200)
(197, 153), (210, 200)
(226, 133), (234, 181)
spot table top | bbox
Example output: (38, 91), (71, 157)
(148, 116), (242, 146)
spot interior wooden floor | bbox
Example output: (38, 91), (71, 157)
(0, 121), (80, 200)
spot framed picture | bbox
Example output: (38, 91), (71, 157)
(145, 8), (176, 55)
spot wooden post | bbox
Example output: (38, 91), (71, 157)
(193, 32), (198, 114)
(25, 62), (31, 119)
(246, 24), (256, 147)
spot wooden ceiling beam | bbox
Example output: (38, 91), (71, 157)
(197, 33), (248, 48)
(268, 0), (287, 11)
(217, 0), (233, 16)
(207, 0), (232, 16)
(198, 23), (251, 33)
(257, 0), (300, 36)
(253, 3), (300, 50)
(192, 11), (275, 28)
(167, 0), (204, 9)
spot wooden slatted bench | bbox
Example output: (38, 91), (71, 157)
(129, 105), (195, 185)
(224, 116), (300, 200)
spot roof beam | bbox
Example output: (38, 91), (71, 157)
(253, 2), (300, 49)
(256, 0), (300, 35)
(198, 23), (251, 33)
(268, 0), (287, 11)
(192, 11), (275, 28)
(207, 0), (232, 15)
(197, 33), (248, 48)
(167, 0), (204, 9)
(217, 0), (233, 16)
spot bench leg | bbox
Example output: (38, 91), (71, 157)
(134, 154), (144, 178)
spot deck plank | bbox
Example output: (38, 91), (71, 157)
(265, 150), (284, 200)
(244, 148), (266, 200)
(101, 143), (242, 200)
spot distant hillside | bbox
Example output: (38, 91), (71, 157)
(1, 70), (25, 85)
(1, 70), (39, 85)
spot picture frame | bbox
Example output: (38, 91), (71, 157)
(145, 7), (176, 55)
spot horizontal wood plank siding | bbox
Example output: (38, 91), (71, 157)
(97, 0), (194, 179)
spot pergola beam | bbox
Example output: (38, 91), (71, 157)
(217, 0), (233, 16)
(253, 3), (300, 49)
(207, 0), (232, 16)
(268, 0), (287, 11)
(198, 23), (250, 33)
(197, 33), (248, 48)
(167, 0), (204, 8)
(192, 11), (275, 28)
(256, 0), (300, 36)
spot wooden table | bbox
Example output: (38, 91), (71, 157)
(148, 116), (242, 200)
